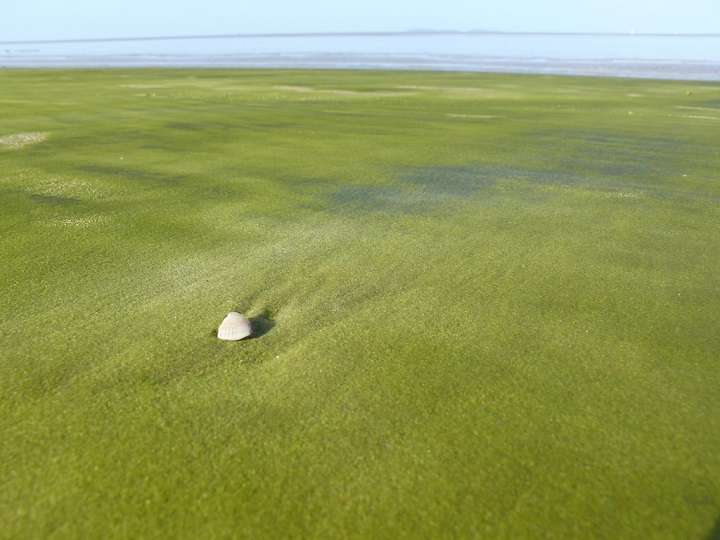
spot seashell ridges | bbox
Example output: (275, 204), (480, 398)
(217, 312), (252, 341)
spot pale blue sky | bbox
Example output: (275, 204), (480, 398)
(2, 0), (720, 42)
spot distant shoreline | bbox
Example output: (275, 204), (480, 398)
(4, 32), (718, 81)
(3, 30), (720, 46)
(2, 54), (718, 82)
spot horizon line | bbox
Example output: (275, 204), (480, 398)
(3, 29), (720, 45)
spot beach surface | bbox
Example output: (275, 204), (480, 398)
(1, 68), (719, 539)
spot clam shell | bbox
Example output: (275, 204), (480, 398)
(217, 312), (252, 341)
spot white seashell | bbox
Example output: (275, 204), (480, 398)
(217, 312), (252, 341)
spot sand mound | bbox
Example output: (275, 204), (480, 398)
(274, 85), (358, 95)
(0, 132), (48, 149)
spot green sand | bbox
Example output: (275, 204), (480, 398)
(1, 69), (719, 538)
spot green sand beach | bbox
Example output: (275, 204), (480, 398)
(1, 69), (719, 538)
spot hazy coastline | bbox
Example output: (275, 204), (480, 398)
(2, 31), (719, 80)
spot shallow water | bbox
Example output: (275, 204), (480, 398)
(2, 32), (720, 80)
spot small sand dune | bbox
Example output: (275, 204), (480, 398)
(274, 85), (356, 95)
(119, 84), (168, 88)
(397, 85), (485, 92)
(0, 132), (48, 149)
(680, 115), (720, 121)
(446, 113), (504, 119)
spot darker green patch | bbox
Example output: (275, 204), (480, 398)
(526, 129), (687, 180)
(328, 183), (429, 214)
(165, 122), (200, 130)
(399, 163), (575, 197)
(709, 516), (720, 540)
(400, 164), (497, 196)
(200, 185), (243, 199)
(28, 193), (79, 205)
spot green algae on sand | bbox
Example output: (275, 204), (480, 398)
(1, 68), (719, 539)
